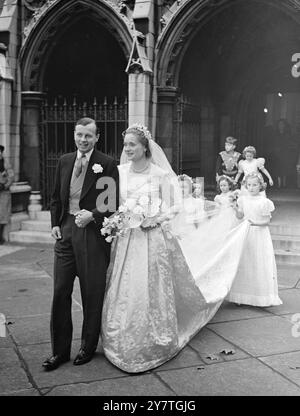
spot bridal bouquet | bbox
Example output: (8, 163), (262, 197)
(228, 189), (240, 206)
(101, 196), (165, 242)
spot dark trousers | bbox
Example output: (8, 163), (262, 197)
(50, 214), (109, 357)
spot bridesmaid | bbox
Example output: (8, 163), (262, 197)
(228, 172), (282, 307)
(235, 146), (273, 195)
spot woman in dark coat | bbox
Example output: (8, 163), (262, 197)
(0, 145), (14, 244)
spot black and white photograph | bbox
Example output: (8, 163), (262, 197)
(1, 0), (300, 403)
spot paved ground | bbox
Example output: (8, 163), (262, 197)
(0, 241), (300, 397)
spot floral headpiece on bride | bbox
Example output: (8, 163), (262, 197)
(123, 123), (152, 141)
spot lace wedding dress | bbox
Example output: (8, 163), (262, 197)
(101, 162), (250, 373)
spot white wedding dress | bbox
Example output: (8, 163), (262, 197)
(101, 162), (250, 373)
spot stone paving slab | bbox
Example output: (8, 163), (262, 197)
(0, 246), (53, 265)
(1, 293), (53, 319)
(0, 388), (40, 396)
(0, 366), (32, 395)
(8, 311), (83, 346)
(158, 358), (300, 396)
(0, 346), (20, 368)
(277, 266), (300, 289)
(188, 327), (249, 364)
(0, 336), (12, 348)
(153, 345), (203, 372)
(259, 351), (300, 387)
(45, 374), (175, 396)
(278, 313), (300, 324)
(208, 315), (300, 357)
(267, 289), (300, 315)
(210, 301), (270, 323)
(38, 261), (54, 278)
(0, 264), (50, 282)
(0, 246), (24, 258)
(19, 341), (128, 390)
(0, 277), (53, 300)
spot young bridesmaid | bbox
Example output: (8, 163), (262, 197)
(177, 174), (205, 230)
(227, 172), (282, 307)
(214, 175), (240, 230)
(235, 146), (273, 195)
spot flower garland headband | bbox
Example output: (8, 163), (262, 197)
(178, 173), (193, 185)
(217, 175), (234, 185)
(126, 124), (152, 141)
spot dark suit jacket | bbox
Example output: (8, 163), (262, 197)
(50, 149), (119, 232)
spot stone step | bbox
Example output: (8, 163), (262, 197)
(9, 230), (54, 245)
(275, 249), (300, 266)
(270, 223), (300, 237)
(272, 235), (300, 251)
(36, 211), (51, 221)
(21, 220), (51, 232)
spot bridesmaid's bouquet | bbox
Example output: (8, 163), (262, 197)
(228, 190), (240, 207)
(100, 196), (164, 242)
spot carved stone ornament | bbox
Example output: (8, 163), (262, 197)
(23, 0), (49, 11)
(23, 0), (57, 41)
(23, 0), (134, 42)
(160, 0), (188, 33)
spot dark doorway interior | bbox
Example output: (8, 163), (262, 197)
(178, 2), (300, 188)
(43, 17), (127, 101)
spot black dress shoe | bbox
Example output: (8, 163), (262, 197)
(42, 354), (70, 371)
(73, 349), (95, 366)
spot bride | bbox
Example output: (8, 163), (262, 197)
(101, 124), (250, 373)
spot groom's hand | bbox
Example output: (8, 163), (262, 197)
(75, 209), (94, 228)
(51, 226), (62, 240)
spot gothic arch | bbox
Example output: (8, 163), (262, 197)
(20, 0), (133, 90)
(155, 0), (300, 88)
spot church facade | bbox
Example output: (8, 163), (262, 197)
(1, 0), (300, 209)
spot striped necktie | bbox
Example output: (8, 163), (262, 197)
(74, 153), (87, 177)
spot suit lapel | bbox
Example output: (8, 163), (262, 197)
(80, 149), (102, 201)
(62, 152), (77, 207)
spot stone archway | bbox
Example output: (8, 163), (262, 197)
(155, 0), (300, 186)
(19, 0), (132, 200)
(20, 0), (132, 91)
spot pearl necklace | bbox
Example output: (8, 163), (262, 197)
(131, 162), (150, 173)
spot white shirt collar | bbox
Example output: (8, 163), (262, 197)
(77, 148), (94, 162)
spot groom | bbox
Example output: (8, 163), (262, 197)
(43, 117), (119, 371)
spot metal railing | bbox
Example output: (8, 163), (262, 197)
(40, 96), (128, 209)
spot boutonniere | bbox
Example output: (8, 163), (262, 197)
(92, 163), (103, 174)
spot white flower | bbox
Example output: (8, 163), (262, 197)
(105, 236), (114, 243)
(138, 195), (150, 206)
(124, 198), (136, 210)
(92, 163), (103, 174)
(103, 217), (110, 225)
(118, 205), (128, 213)
(133, 205), (145, 215)
(148, 198), (161, 217)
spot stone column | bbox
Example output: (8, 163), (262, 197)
(21, 91), (44, 191)
(156, 86), (178, 167)
(0, 43), (13, 159)
(128, 71), (151, 127)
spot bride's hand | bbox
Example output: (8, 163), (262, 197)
(75, 209), (94, 228)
